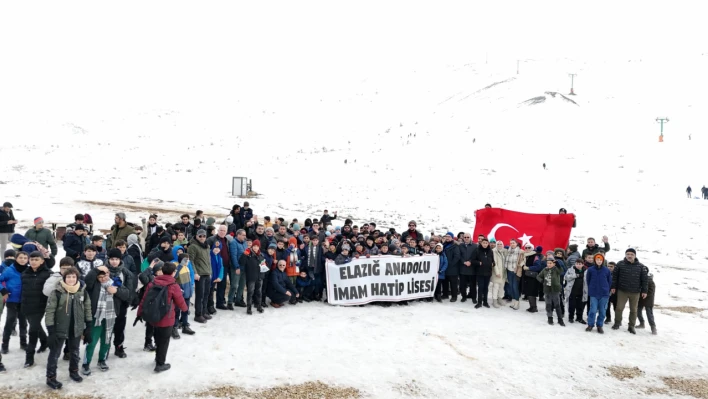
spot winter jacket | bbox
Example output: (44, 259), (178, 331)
(320, 213), (336, 226)
(239, 207), (254, 227)
(458, 243), (478, 276)
(138, 274), (188, 328)
(638, 273), (655, 308)
(586, 264), (612, 298)
(536, 266), (563, 294)
(581, 242), (610, 259)
(612, 258), (648, 294)
(127, 244), (143, 272)
(443, 242), (460, 277)
(302, 243), (323, 275)
(239, 249), (265, 282)
(148, 246), (175, 264)
(147, 231), (170, 254)
(20, 264), (52, 315)
(296, 276), (312, 289)
(474, 246), (495, 277)
(401, 229), (423, 243)
(76, 256), (104, 278)
(121, 252), (137, 276)
(25, 227), (58, 256)
(43, 271), (63, 297)
(210, 243), (225, 284)
(228, 237), (248, 272)
(564, 266), (588, 302)
(334, 254), (352, 265)
(566, 250), (581, 269)
(0, 263), (27, 303)
(109, 223), (136, 249)
(187, 239), (212, 276)
(45, 280), (92, 339)
(173, 222), (195, 241)
(492, 247), (507, 283)
(0, 209), (16, 234)
(268, 267), (298, 298)
(436, 251), (448, 280)
(84, 264), (133, 316)
(176, 261), (195, 298)
(63, 231), (85, 260)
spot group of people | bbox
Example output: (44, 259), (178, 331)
(686, 185), (708, 199)
(0, 201), (657, 391)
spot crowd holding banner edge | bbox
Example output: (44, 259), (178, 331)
(0, 200), (656, 390)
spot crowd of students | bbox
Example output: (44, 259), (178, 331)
(0, 201), (656, 391)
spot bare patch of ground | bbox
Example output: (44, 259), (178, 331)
(393, 379), (428, 397)
(606, 365), (644, 381)
(193, 381), (361, 399)
(0, 388), (102, 399)
(661, 377), (708, 399)
(655, 305), (705, 314)
(428, 333), (476, 361)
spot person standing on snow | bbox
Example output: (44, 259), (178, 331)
(581, 236), (610, 259)
(611, 248), (648, 334)
(0, 202), (18, 252)
(586, 253), (612, 334)
(108, 213), (135, 249)
(686, 186), (692, 198)
(25, 217), (57, 257)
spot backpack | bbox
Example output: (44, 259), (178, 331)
(142, 282), (174, 324)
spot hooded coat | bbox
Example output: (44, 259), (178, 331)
(474, 245), (495, 277)
(137, 274), (188, 328)
(0, 262), (27, 303)
(187, 238), (212, 276)
(25, 227), (58, 256)
(45, 279), (92, 339)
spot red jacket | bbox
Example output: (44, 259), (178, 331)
(137, 274), (188, 328)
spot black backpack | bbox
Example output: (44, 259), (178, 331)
(142, 283), (174, 324)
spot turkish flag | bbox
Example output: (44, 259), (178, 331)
(473, 208), (574, 251)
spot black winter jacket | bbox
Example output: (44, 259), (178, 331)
(443, 242), (460, 276)
(581, 243), (610, 259)
(474, 246), (494, 277)
(84, 263), (134, 314)
(21, 264), (52, 315)
(612, 258), (648, 294)
(239, 249), (265, 282)
(63, 231), (85, 260)
(0, 209), (16, 234)
(458, 243), (478, 276)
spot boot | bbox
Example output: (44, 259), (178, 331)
(585, 326), (593, 332)
(261, 301), (268, 308)
(207, 306), (217, 315)
(450, 297), (457, 303)
(182, 326), (195, 335)
(98, 361), (109, 371)
(597, 327), (604, 334)
(227, 303), (235, 310)
(0, 362), (6, 373)
(257, 306), (264, 313)
(171, 328), (181, 340)
(558, 318), (565, 327)
(69, 370), (83, 383)
(611, 323), (620, 330)
(483, 301), (490, 308)
(154, 363), (171, 373)
(20, 339), (27, 351)
(194, 315), (207, 324)
(496, 299), (504, 308)
(24, 351), (34, 368)
(143, 342), (156, 352)
(492, 300), (500, 308)
(216, 304), (228, 310)
(114, 345), (127, 358)
(38, 339), (49, 353)
(46, 377), (63, 390)
(434, 295), (442, 303)
(628, 326), (636, 334)
(605, 316), (612, 324)
(63, 352), (70, 361)
(527, 297), (538, 313)
(203, 313), (212, 320)
(548, 317), (554, 325)
(474, 303), (482, 309)
(247, 305), (252, 315)
(460, 296), (467, 303)
(651, 325), (657, 335)
(81, 364), (92, 376)
(509, 300), (517, 310)
(577, 318), (587, 325)
(234, 301), (247, 308)
(568, 318), (574, 324)
(636, 321), (646, 329)
(1, 344), (7, 354)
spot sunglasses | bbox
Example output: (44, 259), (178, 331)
(197, 235), (206, 238)
(525, 246), (532, 249)
(408, 224), (416, 227)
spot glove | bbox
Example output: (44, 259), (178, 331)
(47, 325), (57, 348)
(83, 325), (92, 345)
(112, 277), (122, 287)
(133, 315), (143, 326)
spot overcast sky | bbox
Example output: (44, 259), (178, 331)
(0, 1), (705, 119)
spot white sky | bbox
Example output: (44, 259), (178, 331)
(0, 1), (706, 119)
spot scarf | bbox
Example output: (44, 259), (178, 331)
(95, 280), (116, 343)
(61, 281), (80, 294)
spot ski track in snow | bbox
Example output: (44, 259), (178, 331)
(1, 55), (708, 398)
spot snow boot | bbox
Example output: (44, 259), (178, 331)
(171, 328), (180, 340)
(651, 325), (657, 335)
(492, 300), (500, 308)
(597, 327), (605, 334)
(154, 363), (171, 373)
(527, 297), (538, 313)
(81, 364), (91, 376)
(628, 326), (636, 335)
(70, 370), (83, 383)
(558, 318), (565, 327)
(114, 345), (127, 358)
(496, 299), (504, 307)
(547, 317), (554, 325)
(460, 296), (467, 303)
(1, 344), (7, 354)
(509, 300), (517, 310)
(182, 326), (195, 335)
(636, 322), (645, 329)
(207, 306), (217, 315)
(585, 326), (594, 332)
(98, 361), (109, 371)
(46, 377), (63, 390)
(611, 323), (620, 330)
(247, 306), (252, 315)
(226, 303), (235, 310)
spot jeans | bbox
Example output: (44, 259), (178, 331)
(246, 278), (262, 308)
(2, 303), (27, 347)
(174, 298), (190, 327)
(545, 292), (562, 318)
(616, 290), (640, 328)
(113, 302), (128, 347)
(83, 320), (110, 365)
(235, 273), (246, 304)
(507, 271), (520, 300)
(476, 275), (491, 304)
(637, 304), (656, 327)
(568, 294), (585, 321)
(153, 326), (172, 366)
(47, 336), (80, 377)
(588, 296), (609, 327)
(459, 275), (477, 299)
(25, 313), (47, 354)
(194, 276), (210, 317)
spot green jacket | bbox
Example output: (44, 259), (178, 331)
(188, 238), (212, 276)
(44, 280), (93, 339)
(536, 266), (563, 294)
(25, 227), (58, 256)
(109, 223), (136, 249)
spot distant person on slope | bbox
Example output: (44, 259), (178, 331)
(686, 186), (692, 198)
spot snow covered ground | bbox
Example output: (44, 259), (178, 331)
(2, 1), (708, 398)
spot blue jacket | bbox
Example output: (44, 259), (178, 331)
(437, 252), (448, 280)
(0, 263), (25, 303)
(296, 275), (312, 288)
(586, 264), (612, 298)
(530, 255), (546, 273)
(173, 245), (195, 298)
(62, 231), (85, 260)
(229, 237), (248, 272)
(209, 242), (224, 283)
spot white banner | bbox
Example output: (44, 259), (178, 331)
(326, 254), (439, 306)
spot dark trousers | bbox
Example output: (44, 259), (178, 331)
(47, 336), (80, 377)
(298, 285), (314, 299)
(208, 283), (217, 308)
(434, 279), (444, 297)
(145, 323), (154, 345)
(113, 302), (128, 347)
(2, 303), (27, 347)
(476, 276), (491, 303)
(459, 275), (477, 299)
(314, 273), (326, 299)
(194, 276), (210, 317)
(246, 278), (262, 307)
(174, 298), (190, 327)
(261, 271), (271, 303)
(153, 326), (172, 366)
(25, 313), (47, 354)
(442, 275), (459, 298)
(216, 266), (229, 307)
(606, 293), (617, 319)
(568, 294), (585, 320)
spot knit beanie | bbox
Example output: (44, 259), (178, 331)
(625, 248), (636, 255)
(108, 248), (122, 259)
(34, 217), (44, 225)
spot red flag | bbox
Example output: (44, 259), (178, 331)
(472, 208), (574, 252)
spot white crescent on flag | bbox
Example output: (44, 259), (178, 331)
(488, 223), (518, 241)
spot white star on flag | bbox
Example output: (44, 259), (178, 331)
(518, 233), (533, 248)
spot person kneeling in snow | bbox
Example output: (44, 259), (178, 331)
(267, 260), (299, 308)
